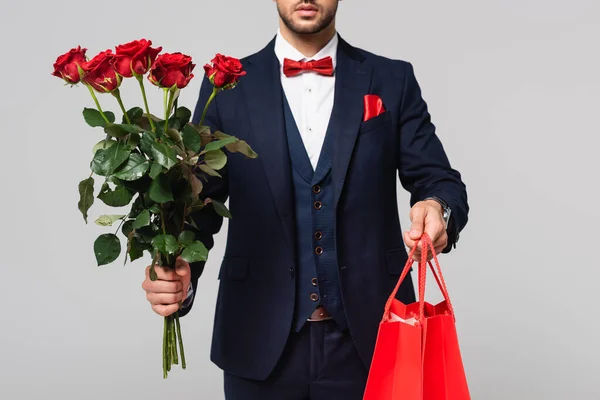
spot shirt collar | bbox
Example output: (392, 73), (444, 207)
(274, 28), (339, 72)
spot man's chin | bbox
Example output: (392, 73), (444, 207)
(289, 22), (324, 35)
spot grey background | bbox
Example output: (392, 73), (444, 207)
(1, 0), (598, 399)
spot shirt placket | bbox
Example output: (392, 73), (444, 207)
(303, 73), (316, 168)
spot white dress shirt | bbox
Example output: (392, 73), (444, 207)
(183, 31), (338, 308)
(274, 29), (338, 170)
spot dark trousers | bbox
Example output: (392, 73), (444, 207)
(223, 320), (368, 400)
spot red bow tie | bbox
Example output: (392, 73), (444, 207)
(283, 56), (334, 77)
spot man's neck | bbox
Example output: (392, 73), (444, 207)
(278, 22), (337, 58)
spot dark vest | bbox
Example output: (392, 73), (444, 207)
(282, 93), (347, 332)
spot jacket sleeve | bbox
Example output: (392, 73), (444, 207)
(396, 62), (469, 252)
(179, 76), (230, 316)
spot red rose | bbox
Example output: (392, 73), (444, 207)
(148, 53), (195, 89)
(82, 50), (121, 92)
(52, 46), (87, 84)
(113, 39), (162, 77)
(203, 54), (246, 88)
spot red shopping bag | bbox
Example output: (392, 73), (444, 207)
(363, 234), (470, 400)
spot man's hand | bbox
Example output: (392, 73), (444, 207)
(404, 199), (448, 261)
(142, 257), (191, 317)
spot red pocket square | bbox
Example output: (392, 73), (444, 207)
(363, 94), (386, 122)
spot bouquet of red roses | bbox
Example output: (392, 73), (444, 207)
(52, 39), (255, 378)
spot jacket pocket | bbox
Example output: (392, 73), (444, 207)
(359, 110), (392, 136)
(385, 248), (409, 275)
(219, 257), (249, 281)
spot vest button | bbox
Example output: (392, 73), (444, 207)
(314, 201), (322, 210)
(314, 231), (323, 240)
(312, 185), (321, 194)
(315, 246), (324, 255)
(311, 277), (318, 286)
(310, 293), (319, 302)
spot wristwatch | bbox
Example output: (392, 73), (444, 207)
(424, 196), (451, 229)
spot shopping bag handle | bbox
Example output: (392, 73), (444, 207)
(382, 234), (454, 323)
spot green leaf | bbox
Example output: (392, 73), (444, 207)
(126, 133), (141, 149)
(184, 168), (203, 197)
(78, 177), (94, 223)
(110, 176), (151, 194)
(226, 139), (258, 158)
(152, 234), (179, 255)
(149, 162), (163, 179)
(94, 214), (126, 227)
(127, 236), (145, 262)
(120, 124), (144, 133)
(125, 107), (144, 124)
(198, 164), (222, 178)
(122, 220), (135, 237)
(141, 131), (156, 157)
(104, 124), (132, 138)
(129, 195), (145, 218)
(181, 241), (208, 263)
(182, 124), (201, 153)
(210, 199), (232, 219)
(113, 153), (150, 181)
(97, 183), (132, 207)
(176, 107), (192, 127)
(149, 204), (161, 214)
(149, 174), (173, 203)
(151, 142), (178, 170)
(195, 124), (212, 136)
(132, 209), (151, 229)
(166, 128), (183, 144)
(94, 233), (121, 266)
(91, 141), (131, 176)
(204, 149), (227, 170)
(83, 108), (114, 127)
(178, 230), (195, 246)
(92, 139), (116, 154)
(202, 137), (237, 154)
(97, 184), (133, 207)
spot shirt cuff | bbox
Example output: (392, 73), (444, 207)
(181, 281), (194, 308)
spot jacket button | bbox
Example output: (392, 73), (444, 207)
(314, 231), (323, 240)
(314, 201), (322, 210)
(312, 185), (321, 194)
(315, 246), (324, 255)
(311, 277), (318, 286)
(310, 293), (319, 302)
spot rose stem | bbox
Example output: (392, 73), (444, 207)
(198, 87), (218, 127)
(85, 84), (110, 124)
(163, 88), (169, 134)
(112, 88), (132, 124)
(163, 316), (168, 378)
(171, 315), (178, 365)
(136, 75), (155, 131)
(175, 311), (186, 369)
(167, 317), (172, 372)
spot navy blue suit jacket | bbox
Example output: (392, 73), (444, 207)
(181, 35), (469, 381)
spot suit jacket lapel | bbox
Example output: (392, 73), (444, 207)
(240, 38), (296, 260)
(330, 37), (373, 209)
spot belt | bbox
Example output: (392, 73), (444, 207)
(307, 305), (333, 322)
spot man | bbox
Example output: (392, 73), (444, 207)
(142, 0), (468, 398)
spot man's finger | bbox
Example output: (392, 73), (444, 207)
(409, 206), (426, 240)
(404, 230), (417, 249)
(147, 291), (185, 306)
(175, 258), (190, 278)
(153, 265), (180, 281)
(142, 279), (182, 294)
(152, 303), (180, 317)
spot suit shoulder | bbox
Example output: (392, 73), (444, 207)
(354, 46), (414, 79)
